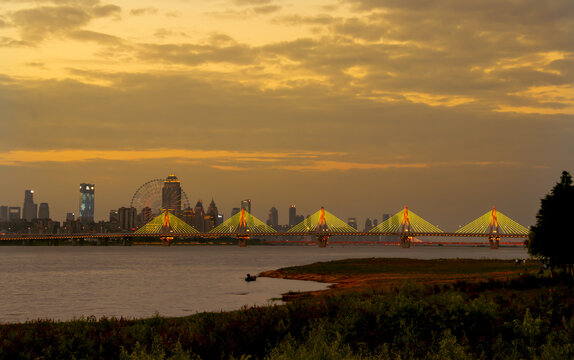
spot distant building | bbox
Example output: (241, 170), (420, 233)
(231, 207), (240, 217)
(162, 174), (182, 216)
(79, 183), (95, 223)
(295, 214), (304, 225)
(267, 206), (278, 229)
(66, 212), (75, 222)
(38, 203), (50, 220)
(0, 206), (8, 222)
(206, 199), (220, 228)
(181, 200), (219, 232)
(241, 199), (251, 214)
(118, 207), (137, 231)
(23, 190), (37, 221)
(109, 209), (119, 224)
(9, 207), (21, 221)
(288, 205), (297, 227)
(363, 218), (373, 232)
(192, 200), (205, 232)
(348, 217), (358, 230)
(32, 218), (59, 234)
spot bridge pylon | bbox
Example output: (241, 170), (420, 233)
(488, 207), (500, 249)
(237, 208), (250, 247)
(400, 206), (412, 248)
(315, 207), (330, 248)
(160, 209), (174, 246)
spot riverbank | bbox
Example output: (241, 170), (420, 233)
(260, 257), (540, 299)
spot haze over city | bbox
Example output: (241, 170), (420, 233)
(1, 0), (573, 230)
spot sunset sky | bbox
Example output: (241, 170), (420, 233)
(1, 0), (573, 230)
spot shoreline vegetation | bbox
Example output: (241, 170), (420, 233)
(2, 257), (574, 359)
(260, 258), (540, 300)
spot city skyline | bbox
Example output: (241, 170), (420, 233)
(0, 176), (535, 232)
(0, 1), (572, 231)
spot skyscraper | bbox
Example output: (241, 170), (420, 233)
(241, 199), (251, 214)
(162, 174), (182, 215)
(9, 207), (21, 221)
(231, 207), (240, 217)
(79, 183), (95, 223)
(348, 217), (358, 230)
(363, 218), (373, 232)
(38, 203), (50, 219)
(206, 199), (220, 227)
(23, 190), (37, 221)
(118, 207), (137, 231)
(288, 205), (296, 227)
(267, 206), (278, 229)
(0, 206), (8, 222)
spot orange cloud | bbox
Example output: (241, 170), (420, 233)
(0, 149), (341, 166)
(277, 161), (431, 171)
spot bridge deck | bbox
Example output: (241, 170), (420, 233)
(0, 232), (528, 241)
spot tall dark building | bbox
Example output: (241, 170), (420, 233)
(66, 212), (75, 221)
(231, 207), (240, 217)
(23, 190), (37, 221)
(288, 205), (297, 227)
(348, 217), (358, 230)
(9, 207), (21, 221)
(0, 206), (8, 222)
(363, 218), (373, 232)
(38, 203), (50, 219)
(206, 199), (220, 227)
(79, 183), (95, 223)
(241, 199), (251, 214)
(267, 206), (278, 229)
(162, 174), (182, 215)
(109, 210), (119, 228)
(118, 207), (137, 231)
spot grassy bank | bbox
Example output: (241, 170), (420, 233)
(260, 258), (541, 296)
(1, 258), (573, 359)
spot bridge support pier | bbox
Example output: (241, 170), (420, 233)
(316, 234), (329, 248)
(489, 236), (500, 249)
(122, 236), (132, 246)
(160, 236), (173, 246)
(400, 236), (411, 248)
(237, 235), (249, 247)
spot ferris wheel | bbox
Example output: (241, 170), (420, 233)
(130, 179), (191, 215)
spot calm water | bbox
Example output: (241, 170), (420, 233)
(0, 245), (529, 323)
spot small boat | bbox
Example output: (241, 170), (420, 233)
(245, 274), (257, 282)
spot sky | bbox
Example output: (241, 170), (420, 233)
(0, 0), (573, 231)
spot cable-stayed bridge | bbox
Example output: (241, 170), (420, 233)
(0, 206), (529, 249)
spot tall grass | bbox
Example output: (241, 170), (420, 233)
(1, 275), (573, 359)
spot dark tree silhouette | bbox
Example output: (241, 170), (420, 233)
(528, 171), (574, 275)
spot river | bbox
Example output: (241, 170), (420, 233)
(0, 245), (529, 323)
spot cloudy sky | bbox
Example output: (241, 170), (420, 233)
(0, 0), (572, 230)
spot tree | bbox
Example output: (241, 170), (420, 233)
(528, 171), (574, 274)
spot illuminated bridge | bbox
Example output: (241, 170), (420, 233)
(0, 206), (529, 249)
